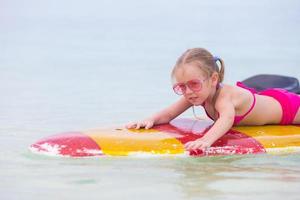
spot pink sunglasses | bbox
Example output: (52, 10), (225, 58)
(173, 78), (207, 95)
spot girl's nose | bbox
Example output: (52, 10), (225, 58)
(185, 86), (194, 94)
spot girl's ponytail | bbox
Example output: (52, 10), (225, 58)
(213, 56), (225, 83)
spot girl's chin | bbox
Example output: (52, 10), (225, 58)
(188, 99), (203, 106)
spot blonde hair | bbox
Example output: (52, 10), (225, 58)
(171, 48), (225, 83)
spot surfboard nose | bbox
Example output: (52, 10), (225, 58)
(30, 132), (103, 157)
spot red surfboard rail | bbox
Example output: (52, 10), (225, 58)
(30, 132), (103, 157)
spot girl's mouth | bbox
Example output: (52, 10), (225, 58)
(188, 97), (198, 101)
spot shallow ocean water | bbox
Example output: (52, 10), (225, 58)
(1, 0), (300, 199)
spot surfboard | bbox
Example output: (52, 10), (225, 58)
(29, 118), (300, 157)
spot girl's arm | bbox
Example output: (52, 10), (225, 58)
(185, 95), (235, 150)
(126, 97), (192, 129)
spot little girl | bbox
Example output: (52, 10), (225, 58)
(126, 48), (300, 151)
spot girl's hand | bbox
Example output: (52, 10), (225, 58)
(126, 119), (155, 130)
(184, 138), (212, 151)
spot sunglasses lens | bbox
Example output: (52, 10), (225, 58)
(187, 80), (202, 91)
(173, 84), (186, 95)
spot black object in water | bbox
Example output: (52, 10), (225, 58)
(242, 74), (300, 94)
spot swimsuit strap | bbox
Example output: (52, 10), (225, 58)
(236, 82), (257, 94)
(234, 82), (257, 125)
(234, 93), (256, 123)
(201, 83), (222, 121)
(202, 82), (257, 124)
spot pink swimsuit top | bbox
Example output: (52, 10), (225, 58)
(203, 82), (256, 125)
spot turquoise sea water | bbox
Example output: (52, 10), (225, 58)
(1, 0), (300, 199)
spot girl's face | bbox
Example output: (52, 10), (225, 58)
(173, 64), (218, 105)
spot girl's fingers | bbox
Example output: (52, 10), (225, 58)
(190, 143), (200, 150)
(135, 123), (141, 129)
(126, 122), (136, 129)
(136, 122), (147, 129)
(127, 121), (154, 130)
(185, 141), (207, 151)
(145, 122), (153, 129)
(184, 142), (194, 150)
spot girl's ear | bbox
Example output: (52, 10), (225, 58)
(211, 72), (219, 87)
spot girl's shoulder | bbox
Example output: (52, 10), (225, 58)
(217, 83), (252, 105)
(218, 83), (239, 96)
(220, 83), (250, 95)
